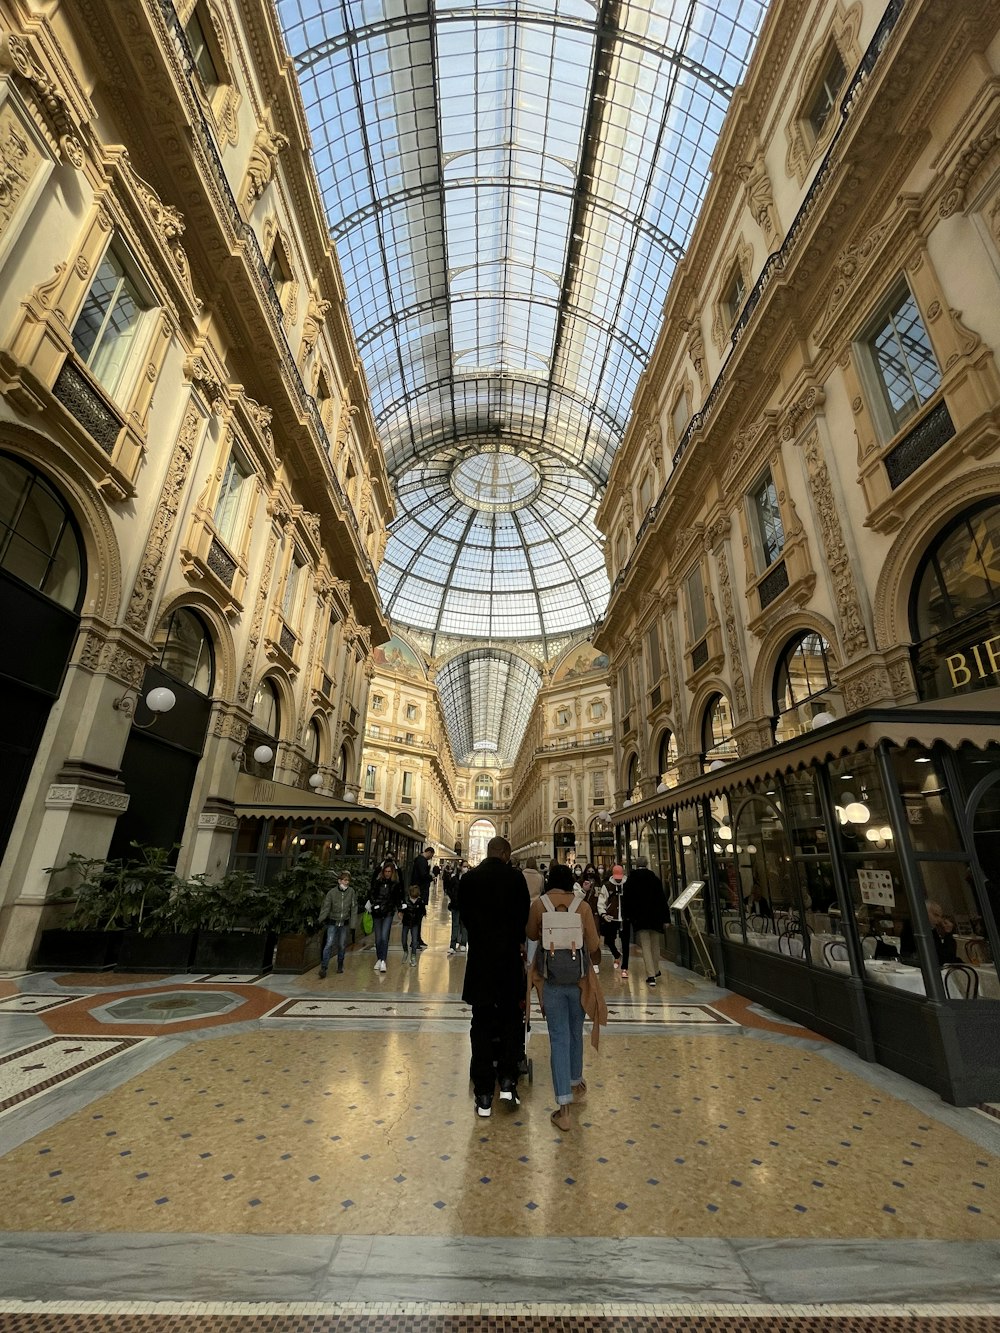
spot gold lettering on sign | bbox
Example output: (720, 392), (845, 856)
(946, 634), (1000, 689)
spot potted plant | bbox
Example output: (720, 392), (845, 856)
(165, 869), (278, 974)
(36, 846), (180, 970)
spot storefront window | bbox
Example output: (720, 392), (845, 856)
(733, 796), (806, 954)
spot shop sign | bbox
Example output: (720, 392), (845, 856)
(945, 635), (1000, 689)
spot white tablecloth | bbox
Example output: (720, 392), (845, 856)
(747, 932), (804, 959)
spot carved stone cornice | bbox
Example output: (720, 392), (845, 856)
(0, 30), (90, 167)
(936, 77), (1000, 217)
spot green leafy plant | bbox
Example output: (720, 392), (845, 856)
(46, 844), (180, 933)
(153, 869), (265, 934)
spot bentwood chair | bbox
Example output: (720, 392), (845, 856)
(822, 939), (849, 966)
(943, 963), (980, 999)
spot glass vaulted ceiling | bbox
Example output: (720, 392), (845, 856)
(276, 0), (769, 645)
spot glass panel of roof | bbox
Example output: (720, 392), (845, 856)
(277, 0), (770, 649)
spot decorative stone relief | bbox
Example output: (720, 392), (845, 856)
(0, 32), (85, 167)
(939, 101), (1000, 218)
(0, 100), (42, 243)
(243, 123), (289, 207)
(300, 289), (331, 363)
(715, 544), (749, 719)
(45, 784), (129, 812)
(800, 429), (870, 658)
(124, 401), (203, 633)
(681, 317), (709, 395)
(197, 810), (238, 831)
(818, 220), (892, 334)
(120, 153), (200, 310)
(737, 150), (779, 243)
(237, 526), (280, 705)
(184, 353), (223, 406)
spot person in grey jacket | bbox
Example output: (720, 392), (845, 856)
(318, 870), (359, 978)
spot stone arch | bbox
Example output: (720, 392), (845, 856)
(874, 468), (1000, 651)
(304, 710), (332, 765)
(620, 748), (640, 793)
(150, 587), (238, 700)
(750, 609), (842, 721)
(0, 426), (122, 623)
(251, 667), (295, 740)
(652, 720), (680, 778)
(686, 678), (733, 757)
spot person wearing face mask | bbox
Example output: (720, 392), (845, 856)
(317, 870), (358, 978)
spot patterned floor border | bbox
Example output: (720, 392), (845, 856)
(0, 1034), (146, 1115)
(263, 997), (738, 1025)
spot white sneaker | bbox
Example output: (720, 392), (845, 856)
(380, 959), (387, 972)
(593, 963), (600, 973)
(374, 960), (381, 970)
(447, 948), (456, 956)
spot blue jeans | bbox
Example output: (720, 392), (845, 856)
(401, 921), (420, 954)
(373, 912), (393, 962)
(543, 980), (585, 1106)
(321, 922), (349, 971)
(449, 908), (467, 949)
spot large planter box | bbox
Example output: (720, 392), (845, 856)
(272, 929), (323, 974)
(33, 928), (122, 971)
(118, 930), (197, 973)
(193, 929), (276, 974)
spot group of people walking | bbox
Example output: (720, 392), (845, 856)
(315, 842), (670, 1132)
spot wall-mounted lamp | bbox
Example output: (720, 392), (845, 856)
(708, 759), (725, 771)
(811, 710), (835, 729)
(112, 685), (176, 730)
(253, 744), (274, 765)
(308, 773), (324, 790)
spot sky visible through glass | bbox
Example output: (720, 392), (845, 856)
(276, 0), (768, 652)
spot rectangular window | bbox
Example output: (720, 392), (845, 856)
(213, 448), (253, 548)
(557, 776), (570, 803)
(591, 771), (605, 800)
(71, 241), (153, 395)
(866, 286), (942, 435)
(687, 564), (708, 642)
(323, 615), (339, 674)
(185, 6), (220, 93)
(616, 530), (628, 567)
(281, 550), (305, 620)
(556, 706), (570, 726)
(722, 265), (746, 326)
(646, 623), (661, 685)
(807, 47), (847, 139)
(749, 468), (785, 569)
(401, 771), (413, 801)
(370, 693), (384, 712)
(672, 389), (690, 443)
(620, 664), (632, 712)
(406, 703), (418, 721)
(639, 473), (652, 512)
(364, 764), (377, 796)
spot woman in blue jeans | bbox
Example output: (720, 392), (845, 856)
(526, 863), (607, 1132)
(368, 862), (402, 973)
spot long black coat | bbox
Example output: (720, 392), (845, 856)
(624, 867), (669, 931)
(458, 856), (530, 1006)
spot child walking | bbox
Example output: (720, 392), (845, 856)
(400, 885), (427, 964)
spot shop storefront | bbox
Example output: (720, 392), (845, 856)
(230, 773), (423, 883)
(613, 700), (1000, 1105)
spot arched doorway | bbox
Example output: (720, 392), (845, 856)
(553, 816), (576, 864)
(0, 455), (85, 862)
(468, 818), (496, 865)
(109, 606), (216, 862)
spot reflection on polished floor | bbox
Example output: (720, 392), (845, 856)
(1, 896), (999, 1326)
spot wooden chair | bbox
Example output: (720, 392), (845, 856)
(748, 913), (772, 935)
(822, 939), (848, 966)
(943, 963), (980, 999)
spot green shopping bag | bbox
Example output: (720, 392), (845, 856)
(361, 909), (374, 936)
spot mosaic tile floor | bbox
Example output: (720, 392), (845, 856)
(0, 899), (998, 1316)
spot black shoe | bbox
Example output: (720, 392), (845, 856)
(336, 963), (344, 974)
(318, 970), (327, 980)
(646, 977), (656, 987)
(417, 941), (428, 950)
(499, 1080), (520, 1109)
(475, 1093), (492, 1118)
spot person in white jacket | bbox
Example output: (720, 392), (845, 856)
(597, 864), (629, 977)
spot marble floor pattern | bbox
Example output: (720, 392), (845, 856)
(1, 899), (999, 1322)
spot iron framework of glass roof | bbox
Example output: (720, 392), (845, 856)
(435, 648), (542, 765)
(276, 0), (770, 649)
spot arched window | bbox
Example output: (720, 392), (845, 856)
(0, 455), (84, 610)
(338, 744), (349, 780)
(658, 730), (679, 789)
(474, 775), (494, 810)
(252, 678), (280, 737)
(625, 754), (639, 798)
(152, 607), (214, 694)
(306, 718), (322, 765)
(702, 693), (737, 771)
(911, 502), (1000, 698)
(773, 631), (841, 742)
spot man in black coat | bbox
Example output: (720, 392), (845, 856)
(458, 835), (530, 1117)
(624, 856), (669, 987)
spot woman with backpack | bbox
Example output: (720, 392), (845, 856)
(527, 862), (607, 1133)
